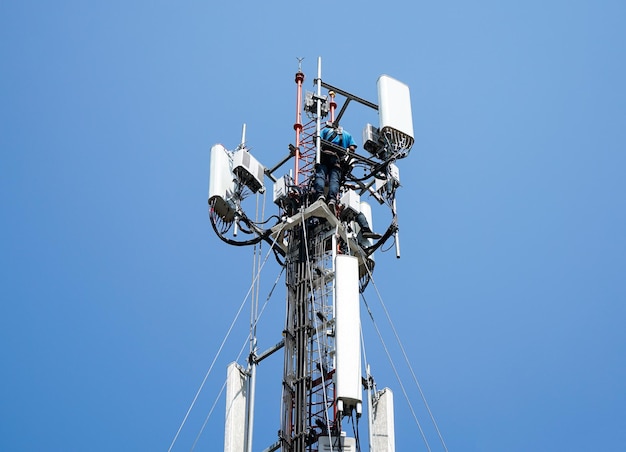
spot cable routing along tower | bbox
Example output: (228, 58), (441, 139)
(208, 56), (414, 452)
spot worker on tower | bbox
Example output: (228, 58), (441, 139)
(354, 211), (381, 240)
(313, 122), (356, 212)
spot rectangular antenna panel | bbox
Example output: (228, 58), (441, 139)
(371, 388), (396, 452)
(335, 255), (362, 412)
(232, 149), (265, 193)
(209, 144), (236, 222)
(339, 189), (360, 220)
(273, 174), (293, 205)
(377, 75), (414, 151)
(362, 123), (383, 157)
(224, 362), (247, 452)
(318, 436), (356, 451)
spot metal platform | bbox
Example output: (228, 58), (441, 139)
(269, 199), (373, 271)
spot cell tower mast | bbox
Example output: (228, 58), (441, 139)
(208, 57), (414, 452)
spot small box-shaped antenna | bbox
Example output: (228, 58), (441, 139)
(339, 189), (360, 221)
(232, 148), (265, 194)
(377, 75), (414, 157)
(362, 123), (383, 158)
(273, 174), (295, 206)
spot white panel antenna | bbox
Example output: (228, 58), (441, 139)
(209, 144), (236, 222)
(335, 255), (362, 415)
(377, 75), (414, 157)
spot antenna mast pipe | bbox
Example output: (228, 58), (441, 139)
(315, 56), (322, 165)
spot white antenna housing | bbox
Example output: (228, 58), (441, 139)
(362, 123), (383, 157)
(209, 144), (236, 222)
(232, 149), (265, 194)
(377, 75), (414, 155)
(339, 189), (360, 221)
(335, 255), (362, 415)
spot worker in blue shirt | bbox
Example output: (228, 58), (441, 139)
(313, 123), (357, 211)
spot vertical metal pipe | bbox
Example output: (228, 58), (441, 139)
(246, 355), (257, 452)
(315, 56), (322, 165)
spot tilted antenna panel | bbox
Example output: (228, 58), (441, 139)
(209, 144), (236, 222)
(377, 75), (414, 150)
(232, 149), (265, 194)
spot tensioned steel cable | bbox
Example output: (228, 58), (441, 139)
(190, 378), (227, 451)
(168, 226), (286, 452)
(366, 270), (449, 452)
(303, 203), (442, 450)
(167, 279), (249, 452)
(360, 291), (431, 451)
(190, 266), (285, 450)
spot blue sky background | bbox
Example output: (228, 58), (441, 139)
(2, 1), (625, 451)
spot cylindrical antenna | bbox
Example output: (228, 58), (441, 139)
(293, 62), (304, 185)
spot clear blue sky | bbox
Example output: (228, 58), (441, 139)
(2, 1), (625, 451)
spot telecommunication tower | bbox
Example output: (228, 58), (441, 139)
(208, 57), (414, 452)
